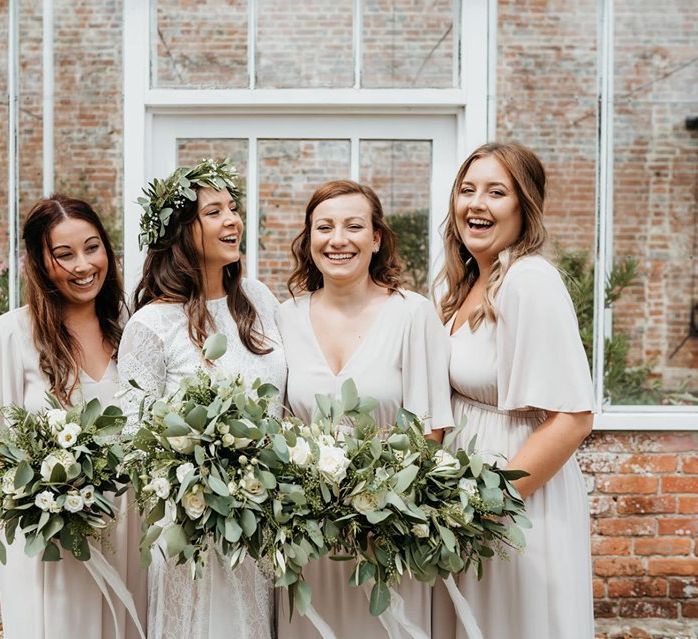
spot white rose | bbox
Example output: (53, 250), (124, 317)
(240, 472), (267, 503)
(181, 488), (206, 520)
(46, 409), (67, 435)
(64, 493), (84, 513)
(176, 462), (195, 484)
(434, 450), (461, 470)
(458, 477), (478, 497)
(79, 485), (96, 506)
(40, 450), (77, 481)
(148, 477), (171, 499)
(49, 500), (62, 513)
(216, 423), (230, 435)
(351, 492), (379, 515)
(317, 444), (350, 484)
(168, 436), (195, 454)
(35, 490), (56, 511)
(221, 433), (235, 448)
(411, 523), (430, 538)
(56, 422), (82, 448)
(288, 438), (311, 466)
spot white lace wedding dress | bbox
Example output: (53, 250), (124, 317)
(117, 279), (287, 639)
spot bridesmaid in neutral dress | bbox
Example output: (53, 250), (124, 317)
(277, 179), (453, 638)
(0, 195), (146, 639)
(433, 143), (595, 638)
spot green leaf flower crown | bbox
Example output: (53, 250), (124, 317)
(137, 157), (242, 249)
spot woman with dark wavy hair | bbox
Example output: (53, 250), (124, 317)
(118, 159), (286, 639)
(277, 180), (453, 638)
(0, 194), (146, 638)
(433, 143), (594, 639)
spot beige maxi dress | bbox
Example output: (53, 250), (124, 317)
(433, 255), (595, 639)
(277, 289), (454, 639)
(0, 306), (147, 639)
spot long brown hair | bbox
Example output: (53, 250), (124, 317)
(133, 187), (270, 354)
(435, 142), (548, 329)
(22, 194), (126, 405)
(287, 179), (403, 295)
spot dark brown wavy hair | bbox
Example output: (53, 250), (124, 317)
(287, 180), (403, 295)
(133, 186), (270, 354)
(22, 194), (126, 405)
(435, 142), (548, 329)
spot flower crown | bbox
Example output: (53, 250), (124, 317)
(137, 157), (242, 249)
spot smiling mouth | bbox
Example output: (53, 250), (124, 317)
(220, 235), (238, 245)
(71, 274), (96, 287)
(467, 217), (494, 230)
(324, 252), (355, 263)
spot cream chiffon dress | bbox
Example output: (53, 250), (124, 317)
(434, 255), (595, 639)
(276, 290), (454, 639)
(0, 306), (147, 639)
(117, 279), (287, 639)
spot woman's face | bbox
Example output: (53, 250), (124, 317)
(44, 217), (109, 307)
(309, 193), (380, 285)
(191, 187), (244, 269)
(454, 155), (522, 265)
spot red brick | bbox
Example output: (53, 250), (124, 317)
(607, 577), (667, 598)
(683, 601), (698, 617)
(668, 577), (698, 598)
(593, 600), (618, 618)
(618, 599), (678, 618)
(594, 558), (645, 577)
(597, 517), (657, 537)
(619, 454), (677, 473)
(648, 558), (698, 576)
(592, 578), (606, 598)
(661, 475), (698, 493)
(634, 537), (692, 555)
(682, 456), (698, 473)
(597, 474), (658, 494)
(678, 496), (698, 514)
(616, 496), (676, 515)
(592, 537), (631, 556)
(657, 517), (698, 536)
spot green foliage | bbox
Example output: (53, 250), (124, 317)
(556, 250), (665, 404)
(390, 210), (429, 294)
(0, 263), (8, 314)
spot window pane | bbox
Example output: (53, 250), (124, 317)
(257, 139), (350, 299)
(611, 1), (698, 405)
(256, 0), (353, 88)
(361, 0), (456, 88)
(152, 0), (248, 89)
(359, 140), (431, 294)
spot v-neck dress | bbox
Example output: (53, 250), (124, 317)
(277, 289), (454, 638)
(0, 306), (147, 639)
(433, 255), (595, 639)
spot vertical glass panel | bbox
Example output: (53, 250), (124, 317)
(257, 139), (351, 300)
(611, 1), (698, 404)
(256, 0), (353, 88)
(177, 138), (249, 264)
(153, 0), (248, 89)
(361, 0), (456, 88)
(359, 140), (431, 294)
(496, 0), (598, 399)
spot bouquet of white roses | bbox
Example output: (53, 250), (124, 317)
(0, 397), (127, 563)
(123, 334), (328, 581)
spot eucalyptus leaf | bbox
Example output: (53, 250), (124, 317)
(240, 509), (257, 537)
(369, 581), (391, 616)
(185, 406), (208, 431)
(224, 517), (243, 543)
(80, 398), (103, 429)
(203, 333), (228, 361)
(469, 454), (483, 478)
(163, 524), (188, 557)
(341, 379), (359, 412)
(294, 580), (311, 616)
(208, 474), (231, 497)
(14, 460), (33, 489)
(42, 541), (61, 562)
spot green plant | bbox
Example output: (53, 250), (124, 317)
(0, 262), (8, 313)
(389, 210), (429, 294)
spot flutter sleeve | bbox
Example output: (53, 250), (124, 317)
(400, 295), (455, 432)
(117, 317), (167, 434)
(495, 258), (595, 413)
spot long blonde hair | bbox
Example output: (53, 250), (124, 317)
(435, 142), (548, 329)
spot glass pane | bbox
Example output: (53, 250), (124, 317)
(359, 140), (431, 294)
(496, 0), (598, 390)
(152, 0), (248, 89)
(362, 0), (456, 88)
(257, 139), (351, 300)
(610, 0), (698, 405)
(177, 138), (249, 265)
(256, 0), (353, 88)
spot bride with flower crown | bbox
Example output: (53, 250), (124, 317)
(118, 159), (286, 638)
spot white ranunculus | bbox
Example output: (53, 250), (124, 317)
(148, 477), (171, 499)
(288, 438), (311, 466)
(458, 477), (478, 497)
(411, 523), (430, 538)
(317, 444), (350, 484)
(35, 490), (56, 511)
(46, 409), (67, 435)
(176, 462), (195, 484)
(79, 485), (96, 506)
(240, 472), (267, 503)
(221, 433), (235, 448)
(168, 436), (195, 454)
(64, 493), (85, 513)
(351, 492), (379, 515)
(216, 423), (230, 435)
(182, 488), (206, 520)
(56, 422), (82, 448)
(40, 450), (77, 481)
(434, 450), (461, 470)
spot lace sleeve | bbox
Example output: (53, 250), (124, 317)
(117, 318), (167, 435)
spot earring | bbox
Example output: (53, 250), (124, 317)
(373, 244), (380, 254)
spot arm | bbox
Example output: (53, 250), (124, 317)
(507, 411), (593, 498)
